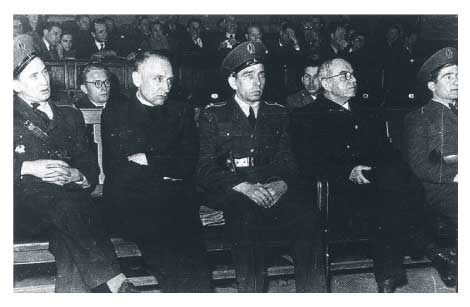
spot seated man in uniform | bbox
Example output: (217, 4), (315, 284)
(286, 60), (322, 111)
(291, 58), (414, 292)
(13, 34), (137, 293)
(101, 51), (211, 293)
(404, 47), (458, 288)
(197, 41), (325, 293)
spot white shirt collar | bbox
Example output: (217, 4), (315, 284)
(234, 95), (260, 118)
(43, 38), (51, 51)
(95, 40), (105, 50)
(340, 101), (350, 111)
(433, 99), (455, 109)
(136, 92), (155, 107)
(26, 100), (54, 120)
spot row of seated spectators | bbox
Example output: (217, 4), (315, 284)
(14, 14), (455, 107)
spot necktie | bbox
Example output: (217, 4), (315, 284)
(100, 43), (105, 51)
(248, 106), (256, 130)
(449, 103), (458, 115)
(31, 102), (40, 109)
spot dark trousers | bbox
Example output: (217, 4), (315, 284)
(106, 181), (211, 292)
(219, 188), (326, 292)
(329, 174), (412, 282)
(16, 190), (121, 292)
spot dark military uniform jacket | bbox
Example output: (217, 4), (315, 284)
(14, 95), (99, 197)
(404, 99), (458, 184)
(197, 96), (298, 205)
(291, 94), (393, 184)
(286, 89), (317, 111)
(403, 99), (457, 214)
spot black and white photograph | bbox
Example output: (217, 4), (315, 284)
(3, 0), (465, 305)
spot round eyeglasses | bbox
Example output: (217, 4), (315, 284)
(85, 79), (111, 88)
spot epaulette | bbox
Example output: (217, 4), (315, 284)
(263, 101), (286, 108)
(205, 101), (227, 109)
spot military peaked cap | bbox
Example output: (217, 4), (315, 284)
(221, 41), (267, 75)
(417, 47), (457, 84)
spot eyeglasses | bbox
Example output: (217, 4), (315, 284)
(85, 79), (111, 88)
(322, 72), (354, 81)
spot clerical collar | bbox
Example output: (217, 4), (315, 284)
(136, 92), (156, 107)
(234, 95), (260, 118)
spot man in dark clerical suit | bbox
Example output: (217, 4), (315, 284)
(197, 42), (326, 293)
(286, 61), (322, 111)
(33, 21), (62, 60)
(101, 51), (210, 292)
(291, 58), (415, 293)
(13, 34), (137, 293)
(404, 47), (458, 288)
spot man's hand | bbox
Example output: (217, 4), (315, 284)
(263, 180), (288, 207)
(127, 153), (148, 166)
(233, 182), (275, 208)
(453, 173), (458, 183)
(349, 165), (372, 184)
(21, 160), (84, 186)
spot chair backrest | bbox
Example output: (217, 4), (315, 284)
(81, 108), (105, 186)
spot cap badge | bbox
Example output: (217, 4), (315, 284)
(247, 42), (256, 54)
(445, 48), (453, 58)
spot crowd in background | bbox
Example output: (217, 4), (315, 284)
(13, 14), (454, 108)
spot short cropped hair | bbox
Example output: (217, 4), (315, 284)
(133, 50), (171, 73)
(43, 21), (61, 32)
(80, 63), (110, 85)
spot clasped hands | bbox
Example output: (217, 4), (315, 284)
(233, 180), (288, 208)
(21, 159), (84, 186)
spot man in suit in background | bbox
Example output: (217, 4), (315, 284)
(76, 18), (119, 59)
(403, 47), (458, 288)
(34, 21), (62, 60)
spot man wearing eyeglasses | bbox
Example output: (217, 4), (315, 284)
(101, 51), (210, 292)
(197, 42), (325, 293)
(292, 58), (415, 292)
(76, 63), (112, 109)
(286, 60), (322, 111)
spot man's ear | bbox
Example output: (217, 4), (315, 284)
(245, 34), (249, 41)
(132, 71), (141, 88)
(80, 84), (88, 94)
(43, 29), (48, 38)
(320, 78), (330, 91)
(427, 81), (435, 92)
(228, 74), (237, 91)
(91, 31), (96, 39)
(13, 79), (23, 94)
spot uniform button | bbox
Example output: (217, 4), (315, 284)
(346, 145), (350, 149)
(226, 132), (230, 136)
(250, 148), (255, 153)
(354, 125), (359, 130)
(250, 134), (254, 138)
